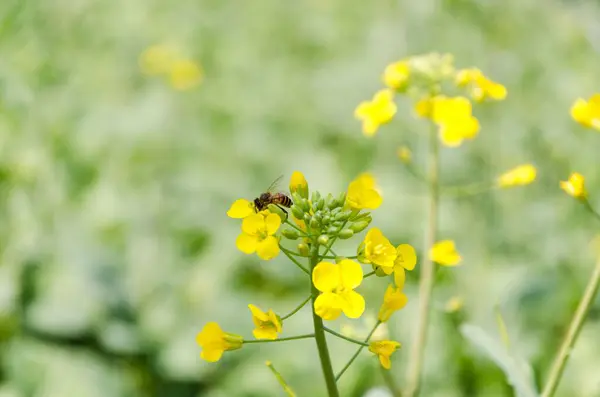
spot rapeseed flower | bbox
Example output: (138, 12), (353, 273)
(369, 340), (401, 369)
(196, 322), (243, 362)
(560, 172), (587, 199)
(361, 228), (396, 274)
(456, 68), (507, 102)
(236, 212), (281, 260)
(570, 94), (600, 131)
(432, 96), (480, 147)
(378, 284), (408, 322)
(312, 259), (365, 320)
(430, 240), (462, 266)
(346, 173), (382, 210)
(248, 304), (282, 340)
(354, 90), (397, 136)
(497, 164), (537, 188)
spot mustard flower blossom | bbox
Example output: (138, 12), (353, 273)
(354, 89), (397, 137)
(227, 199), (255, 218)
(570, 94), (600, 131)
(497, 164), (537, 188)
(383, 60), (410, 90)
(369, 340), (401, 369)
(289, 171), (308, 199)
(169, 59), (203, 90)
(312, 259), (365, 320)
(445, 296), (464, 313)
(248, 304), (282, 340)
(378, 284), (408, 322)
(361, 228), (396, 274)
(432, 96), (480, 147)
(236, 212), (281, 260)
(196, 322), (243, 362)
(430, 240), (462, 266)
(392, 244), (417, 287)
(560, 172), (587, 199)
(456, 68), (507, 102)
(346, 173), (382, 210)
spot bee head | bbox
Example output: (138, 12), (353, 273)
(259, 192), (271, 202)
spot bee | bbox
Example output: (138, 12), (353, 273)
(254, 175), (293, 212)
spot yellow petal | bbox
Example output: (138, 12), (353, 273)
(196, 322), (224, 345)
(289, 171), (308, 194)
(339, 290), (365, 319)
(241, 213), (265, 235)
(430, 240), (462, 266)
(338, 259), (363, 289)
(571, 98), (591, 126)
(265, 213), (282, 235)
(236, 233), (259, 254)
(256, 236), (280, 260)
(268, 310), (282, 333)
(314, 292), (342, 320)
(312, 262), (340, 292)
(253, 327), (278, 340)
(227, 199), (255, 218)
(393, 267), (406, 289)
(200, 348), (224, 362)
(379, 354), (392, 369)
(248, 304), (269, 323)
(354, 101), (371, 119)
(395, 244), (417, 270)
(439, 125), (464, 148)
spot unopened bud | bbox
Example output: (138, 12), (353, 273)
(350, 211), (371, 221)
(334, 210), (352, 222)
(317, 235), (330, 245)
(267, 204), (287, 221)
(299, 198), (311, 212)
(303, 213), (311, 223)
(350, 221), (370, 233)
(282, 229), (300, 240)
(291, 205), (304, 220)
(311, 191), (321, 205)
(297, 243), (309, 256)
(338, 229), (354, 239)
(321, 215), (331, 225)
(309, 217), (320, 230)
(327, 226), (339, 235)
(316, 198), (325, 211)
(337, 192), (347, 206)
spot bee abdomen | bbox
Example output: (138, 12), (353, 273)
(273, 194), (293, 208)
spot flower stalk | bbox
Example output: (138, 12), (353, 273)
(310, 243), (340, 397)
(405, 123), (440, 397)
(541, 254), (600, 397)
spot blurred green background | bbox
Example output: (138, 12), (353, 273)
(1, 0), (600, 396)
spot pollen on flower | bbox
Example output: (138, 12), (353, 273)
(570, 94), (600, 131)
(354, 89), (397, 137)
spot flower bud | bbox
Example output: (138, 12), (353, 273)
(299, 198), (311, 212)
(317, 235), (330, 245)
(331, 207), (341, 216)
(309, 217), (320, 230)
(332, 221), (343, 228)
(338, 229), (354, 239)
(324, 193), (334, 209)
(224, 333), (244, 350)
(356, 242), (366, 263)
(267, 204), (287, 221)
(291, 205), (304, 220)
(289, 171), (309, 199)
(350, 221), (370, 233)
(327, 199), (338, 210)
(316, 198), (325, 211)
(350, 211), (371, 221)
(313, 211), (323, 223)
(303, 213), (311, 223)
(297, 243), (309, 256)
(321, 215), (331, 225)
(282, 228), (300, 240)
(327, 226), (339, 235)
(311, 191), (321, 205)
(337, 191), (347, 206)
(291, 192), (304, 205)
(334, 210), (353, 222)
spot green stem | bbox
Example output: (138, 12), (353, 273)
(364, 270), (376, 278)
(310, 243), (340, 397)
(285, 219), (309, 236)
(323, 327), (369, 347)
(541, 255), (600, 397)
(280, 245), (310, 275)
(381, 365), (403, 397)
(335, 321), (381, 381)
(244, 334), (315, 343)
(281, 249), (355, 260)
(405, 124), (440, 397)
(582, 198), (600, 223)
(281, 295), (312, 320)
(321, 220), (349, 257)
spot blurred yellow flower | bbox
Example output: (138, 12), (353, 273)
(378, 284), (408, 322)
(414, 96), (438, 119)
(397, 146), (412, 163)
(369, 340), (401, 369)
(196, 322), (243, 362)
(383, 60), (410, 90)
(560, 172), (587, 199)
(312, 259), (365, 320)
(227, 198), (255, 218)
(354, 90), (397, 137)
(432, 96), (480, 147)
(497, 164), (537, 188)
(570, 94), (600, 131)
(362, 228), (396, 274)
(248, 304), (282, 340)
(346, 173), (382, 210)
(393, 244), (417, 287)
(456, 68), (507, 102)
(139, 44), (176, 75)
(236, 212), (281, 260)
(430, 240), (462, 266)
(169, 59), (203, 90)
(289, 171), (308, 199)
(445, 296), (464, 313)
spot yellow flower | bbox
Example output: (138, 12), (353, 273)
(560, 172), (587, 199)
(397, 146), (412, 163)
(346, 173), (382, 210)
(392, 244), (417, 287)
(196, 322), (243, 362)
(414, 96), (438, 119)
(312, 259), (365, 320)
(456, 68), (507, 102)
(369, 340), (401, 369)
(378, 284), (408, 322)
(497, 164), (537, 188)
(289, 171), (308, 199)
(432, 96), (480, 147)
(248, 304), (282, 340)
(139, 44), (176, 75)
(354, 89), (397, 137)
(383, 60), (410, 90)
(236, 212), (281, 260)
(570, 94), (600, 130)
(430, 240), (461, 266)
(445, 296), (464, 313)
(227, 199), (255, 218)
(362, 228), (396, 274)
(169, 59), (203, 90)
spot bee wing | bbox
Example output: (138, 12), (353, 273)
(266, 175), (284, 193)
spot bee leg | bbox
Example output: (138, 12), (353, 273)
(276, 205), (288, 219)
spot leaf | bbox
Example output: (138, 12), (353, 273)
(460, 324), (539, 397)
